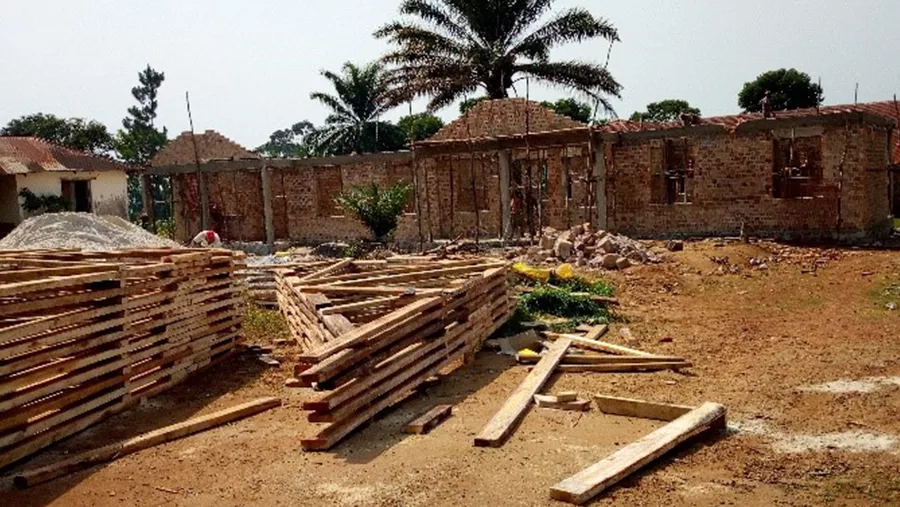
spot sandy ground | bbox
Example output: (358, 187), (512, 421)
(4, 240), (900, 506)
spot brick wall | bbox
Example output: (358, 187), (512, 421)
(606, 120), (892, 240)
(169, 116), (892, 245)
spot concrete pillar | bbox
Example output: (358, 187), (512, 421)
(499, 150), (511, 240)
(261, 166), (275, 248)
(593, 139), (608, 230)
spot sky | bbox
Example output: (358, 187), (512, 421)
(1, 0), (898, 150)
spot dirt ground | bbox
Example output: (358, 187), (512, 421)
(4, 240), (900, 507)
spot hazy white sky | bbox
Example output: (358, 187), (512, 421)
(1, 0), (898, 149)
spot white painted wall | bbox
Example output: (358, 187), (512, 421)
(14, 170), (128, 219)
(91, 171), (128, 217)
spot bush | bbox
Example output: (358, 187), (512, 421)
(334, 182), (411, 241)
(19, 188), (69, 213)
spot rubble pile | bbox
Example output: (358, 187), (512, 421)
(520, 224), (662, 270)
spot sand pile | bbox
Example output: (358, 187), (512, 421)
(0, 213), (182, 251)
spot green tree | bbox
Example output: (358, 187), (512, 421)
(540, 98), (592, 123)
(397, 112), (445, 142)
(114, 65), (169, 220)
(1, 113), (113, 154)
(738, 69), (823, 113)
(629, 100), (701, 122)
(255, 121), (315, 157)
(309, 62), (403, 155)
(376, 0), (621, 112)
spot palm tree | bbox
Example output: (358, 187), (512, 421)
(309, 62), (404, 155)
(375, 0), (622, 113)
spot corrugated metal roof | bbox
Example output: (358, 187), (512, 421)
(0, 137), (133, 175)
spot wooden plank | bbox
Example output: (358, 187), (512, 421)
(13, 397), (281, 488)
(593, 395), (694, 422)
(550, 362), (691, 373)
(297, 297), (442, 363)
(298, 259), (354, 282)
(0, 270), (121, 298)
(516, 354), (685, 365)
(582, 325), (608, 341)
(319, 296), (401, 316)
(473, 338), (571, 448)
(544, 332), (659, 358)
(297, 286), (444, 297)
(328, 262), (503, 286)
(549, 403), (726, 504)
(534, 398), (590, 411)
(403, 405), (452, 434)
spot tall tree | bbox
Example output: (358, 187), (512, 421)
(255, 121), (316, 157)
(375, 0), (621, 112)
(1, 113), (113, 154)
(309, 62), (403, 155)
(629, 100), (701, 122)
(540, 98), (592, 123)
(738, 69), (823, 113)
(115, 65), (169, 221)
(397, 112), (445, 142)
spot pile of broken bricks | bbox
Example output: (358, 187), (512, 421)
(520, 224), (663, 270)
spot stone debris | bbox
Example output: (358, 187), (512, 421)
(525, 224), (660, 270)
(0, 212), (181, 251)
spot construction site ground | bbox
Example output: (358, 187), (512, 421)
(4, 240), (900, 507)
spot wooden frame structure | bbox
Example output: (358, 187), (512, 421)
(0, 248), (246, 469)
(273, 257), (514, 450)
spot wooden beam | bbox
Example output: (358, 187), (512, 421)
(499, 150), (511, 240)
(144, 151), (413, 176)
(534, 397), (590, 411)
(473, 338), (571, 447)
(13, 398), (282, 489)
(549, 402), (726, 504)
(199, 171), (211, 230)
(297, 296), (443, 363)
(544, 332), (659, 358)
(260, 166), (275, 248)
(551, 362), (691, 373)
(403, 405), (453, 434)
(516, 354), (685, 365)
(593, 395), (694, 422)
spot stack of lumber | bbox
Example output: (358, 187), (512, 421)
(242, 260), (333, 308)
(274, 257), (514, 450)
(0, 248), (245, 469)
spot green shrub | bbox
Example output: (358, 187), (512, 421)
(519, 286), (609, 322)
(154, 217), (176, 239)
(334, 182), (411, 241)
(19, 188), (69, 213)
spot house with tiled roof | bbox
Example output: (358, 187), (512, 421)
(151, 130), (259, 167)
(429, 98), (586, 141)
(0, 136), (133, 236)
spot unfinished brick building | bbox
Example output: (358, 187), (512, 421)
(150, 99), (898, 245)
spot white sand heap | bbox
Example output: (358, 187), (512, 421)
(0, 213), (182, 251)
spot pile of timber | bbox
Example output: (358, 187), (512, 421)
(0, 248), (245, 469)
(242, 260), (334, 308)
(274, 257), (514, 450)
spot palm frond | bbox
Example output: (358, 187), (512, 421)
(516, 60), (621, 112)
(511, 9), (618, 61)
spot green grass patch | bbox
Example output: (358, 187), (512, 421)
(243, 306), (290, 344)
